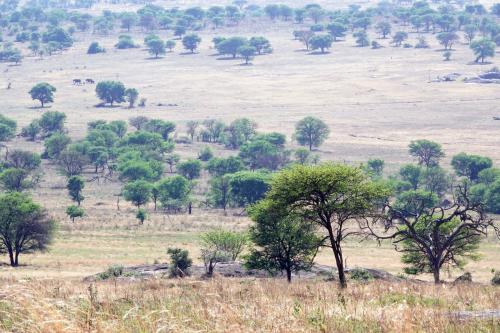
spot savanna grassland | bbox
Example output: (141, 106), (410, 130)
(0, 0), (499, 331)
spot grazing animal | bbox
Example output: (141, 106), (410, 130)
(85, 78), (95, 84)
(73, 79), (82, 85)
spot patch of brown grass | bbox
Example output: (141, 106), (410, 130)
(0, 278), (498, 332)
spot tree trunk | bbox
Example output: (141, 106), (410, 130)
(432, 264), (441, 284)
(286, 268), (292, 283)
(327, 225), (347, 288)
(8, 249), (15, 267)
(14, 251), (19, 266)
(188, 202), (192, 215)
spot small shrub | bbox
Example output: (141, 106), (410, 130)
(403, 43), (412, 48)
(97, 265), (124, 280)
(492, 271), (500, 285)
(87, 42), (105, 54)
(349, 268), (374, 282)
(443, 51), (451, 61)
(198, 146), (213, 161)
(167, 248), (192, 278)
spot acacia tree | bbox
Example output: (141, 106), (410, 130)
(436, 31), (459, 50)
(0, 192), (55, 266)
(146, 38), (165, 58)
(266, 164), (388, 287)
(182, 34), (201, 53)
(200, 229), (248, 277)
(408, 140), (444, 167)
(470, 38), (495, 63)
(96, 81), (126, 106)
(29, 82), (56, 108)
(375, 21), (391, 38)
(238, 45), (256, 64)
(310, 34), (333, 53)
(246, 199), (321, 282)
(362, 184), (499, 283)
(295, 30), (314, 50)
(294, 116), (330, 151)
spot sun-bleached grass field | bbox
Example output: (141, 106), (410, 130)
(0, 277), (499, 333)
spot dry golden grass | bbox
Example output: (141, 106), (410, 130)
(0, 277), (499, 333)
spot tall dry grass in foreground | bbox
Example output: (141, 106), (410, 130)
(0, 277), (498, 333)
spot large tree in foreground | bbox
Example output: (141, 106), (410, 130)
(0, 192), (55, 266)
(294, 116), (330, 151)
(362, 184), (498, 283)
(266, 163), (389, 287)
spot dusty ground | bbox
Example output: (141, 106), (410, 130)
(0, 6), (499, 282)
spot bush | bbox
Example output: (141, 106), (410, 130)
(492, 271), (500, 285)
(115, 35), (137, 49)
(87, 41), (105, 54)
(198, 146), (213, 161)
(167, 248), (192, 277)
(97, 265), (124, 280)
(349, 268), (374, 282)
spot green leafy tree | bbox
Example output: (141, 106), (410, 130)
(136, 208), (147, 224)
(294, 116), (330, 151)
(125, 88), (139, 108)
(208, 174), (232, 210)
(229, 171), (270, 207)
(366, 158), (384, 177)
(157, 176), (191, 212)
(375, 21), (391, 38)
(0, 168), (33, 192)
(353, 30), (369, 47)
(436, 31), (459, 50)
(326, 22), (347, 41)
(167, 247), (192, 277)
(66, 205), (84, 222)
(408, 140), (444, 167)
(216, 37), (247, 58)
(200, 229), (248, 276)
(67, 176), (85, 206)
(237, 45), (256, 64)
(21, 120), (41, 141)
(367, 185), (497, 283)
(0, 115), (17, 142)
(166, 40), (176, 52)
(44, 133), (71, 159)
(123, 180), (153, 207)
(470, 38), (495, 63)
(392, 31), (408, 47)
(246, 199), (321, 282)
(177, 159), (202, 180)
(182, 34), (201, 53)
(96, 81), (126, 106)
(206, 156), (244, 176)
(451, 153), (493, 181)
(29, 82), (56, 107)
(146, 38), (165, 58)
(266, 163), (389, 287)
(39, 111), (66, 135)
(249, 36), (270, 54)
(310, 34), (333, 53)
(0, 192), (55, 266)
